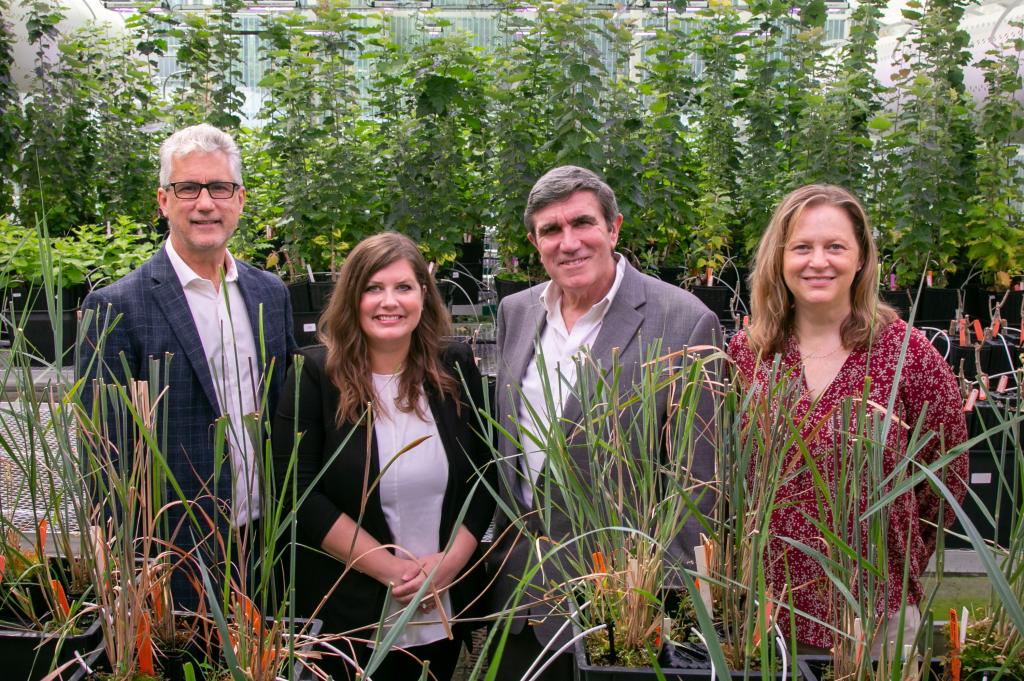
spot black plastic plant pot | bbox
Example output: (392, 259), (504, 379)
(796, 654), (945, 681)
(996, 290), (1023, 327)
(439, 268), (481, 306)
(288, 280), (312, 314)
(309, 281), (334, 311)
(494, 276), (533, 303)
(985, 339), (1021, 379)
(2, 285), (86, 314)
(879, 289), (912, 321)
(914, 287), (960, 327)
(66, 616), (323, 681)
(949, 343), (993, 381)
(4, 309), (78, 366)
(455, 240), (485, 267)
(287, 277), (334, 314)
(689, 286), (735, 326)
(657, 266), (687, 286)
(293, 310), (322, 348)
(0, 613), (102, 681)
(573, 636), (791, 681)
(946, 442), (1020, 549)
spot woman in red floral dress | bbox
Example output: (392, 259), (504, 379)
(727, 184), (968, 650)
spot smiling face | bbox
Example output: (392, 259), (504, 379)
(157, 151), (244, 269)
(782, 203), (863, 319)
(528, 190), (622, 309)
(358, 258), (424, 359)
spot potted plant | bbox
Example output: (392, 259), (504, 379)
(479, 340), (798, 678)
(939, 396), (1024, 679)
(0, 528), (101, 681)
(69, 307), (326, 681)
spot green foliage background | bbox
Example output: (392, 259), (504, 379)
(1, 0), (1023, 287)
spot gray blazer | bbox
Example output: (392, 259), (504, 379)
(490, 258), (721, 642)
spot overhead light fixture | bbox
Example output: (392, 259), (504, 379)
(104, 1), (138, 13)
(371, 0), (432, 8)
(243, 0), (299, 13)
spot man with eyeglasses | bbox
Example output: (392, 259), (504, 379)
(78, 123), (296, 608)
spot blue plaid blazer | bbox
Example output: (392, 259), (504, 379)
(78, 244), (297, 516)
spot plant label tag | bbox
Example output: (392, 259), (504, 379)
(693, 544), (713, 616)
(971, 472), (992, 484)
(303, 323), (316, 332)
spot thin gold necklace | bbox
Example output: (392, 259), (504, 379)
(800, 343), (843, 360)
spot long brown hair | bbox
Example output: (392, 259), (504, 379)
(318, 232), (458, 425)
(747, 184), (897, 357)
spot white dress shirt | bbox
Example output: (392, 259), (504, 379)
(165, 240), (261, 526)
(372, 372), (452, 648)
(517, 253), (627, 505)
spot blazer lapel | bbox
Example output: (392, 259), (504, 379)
(235, 264), (272, 370)
(150, 246), (221, 413)
(499, 295), (547, 424)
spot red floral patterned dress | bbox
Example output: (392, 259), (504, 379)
(727, 319), (968, 648)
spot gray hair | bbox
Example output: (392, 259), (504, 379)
(158, 124), (243, 186)
(523, 165), (619, 235)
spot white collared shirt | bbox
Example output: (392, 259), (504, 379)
(517, 253), (627, 505)
(371, 373), (452, 648)
(165, 240), (260, 526)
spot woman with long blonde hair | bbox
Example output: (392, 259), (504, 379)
(728, 184), (968, 651)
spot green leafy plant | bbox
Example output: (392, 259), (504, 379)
(479, 341), (732, 671)
(689, 3), (744, 275)
(965, 26), (1024, 288)
(876, 0), (977, 287)
(369, 17), (492, 265)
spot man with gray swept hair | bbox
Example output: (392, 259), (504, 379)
(489, 165), (721, 680)
(79, 124), (296, 607)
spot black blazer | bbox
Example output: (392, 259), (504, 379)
(271, 342), (495, 639)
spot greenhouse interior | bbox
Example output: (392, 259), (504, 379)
(0, 0), (1023, 679)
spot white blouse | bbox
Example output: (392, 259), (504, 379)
(372, 373), (452, 649)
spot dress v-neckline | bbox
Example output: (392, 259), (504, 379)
(788, 337), (855, 403)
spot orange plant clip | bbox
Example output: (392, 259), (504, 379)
(592, 551), (608, 589)
(50, 580), (70, 617)
(36, 519), (48, 560)
(751, 589), (775, 647)
(973, 319), (984, 343)
(948, 609), (961, 681)
(959, 319), (967, 347)
(150, 581), (164, 620)
(964, 388), (978, 413)
(137, 614), (155, 675)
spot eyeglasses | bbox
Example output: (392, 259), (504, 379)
(163, 181), (241, 199)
